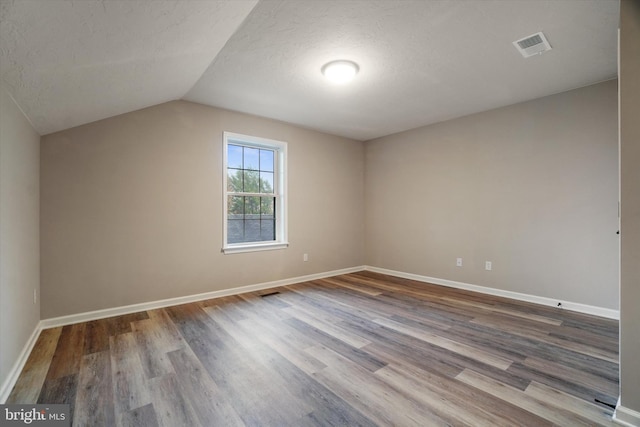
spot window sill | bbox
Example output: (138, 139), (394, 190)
(222, 242), (289, 254)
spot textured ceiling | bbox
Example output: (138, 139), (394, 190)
(0, 0), (258, 134)
(1, 0), (619, 140)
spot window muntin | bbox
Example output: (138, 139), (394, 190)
(223, 132), (287, 253)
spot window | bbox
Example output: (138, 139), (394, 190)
(223, 132), (287, 254)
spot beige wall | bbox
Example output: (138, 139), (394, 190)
(365, 80), (619, 310)
(619, 0), (640, 417)
(40, 101), (364, 318)
(0, 86), (40, 396)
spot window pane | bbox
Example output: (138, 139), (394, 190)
(228, 196), (244, 216)
(244, 147), (260, 170)
(244, 170), (259, 193)
(244, 219), (261, 242)
(260, 172), (274, 193)
(245, 196), (261, 215)
(260, 149), (274, 172)
(227, 220), (244, 244)
(260, 197), (274, 217)
(227, 145), (243, 169)
(260, 219), (275, 241)
(227, 169), (243, 192)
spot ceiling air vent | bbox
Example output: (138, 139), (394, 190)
(513, 31), (552, 58)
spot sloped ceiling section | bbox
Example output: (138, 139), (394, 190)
(1, 0), (619, 140)
(0, 0), (258, 135)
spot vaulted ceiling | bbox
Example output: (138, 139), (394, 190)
(0, 0), (619, 140)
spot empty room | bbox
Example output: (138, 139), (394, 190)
(1, 0), (639, 426)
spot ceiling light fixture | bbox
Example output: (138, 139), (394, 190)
(321, 60), (359, 84)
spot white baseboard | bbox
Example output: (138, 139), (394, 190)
(40, 266), (366, 329)
(614, 402), (640, 427)
(0, 325), (43, 403)
(364, 266), (619, 320)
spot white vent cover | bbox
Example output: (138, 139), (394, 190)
(513, 32), (552, 58)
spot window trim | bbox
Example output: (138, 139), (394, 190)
(222, 132), (288, 254)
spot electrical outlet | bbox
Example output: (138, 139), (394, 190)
(485, 261), (492, 271)
(456, 258), (463, 267)
(33, 289), (37, 305)
(303, 253), (309, 262)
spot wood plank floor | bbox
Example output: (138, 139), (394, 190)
(8, 271), (619, 426)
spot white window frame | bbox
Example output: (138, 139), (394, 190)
(222, 132), (288, 254)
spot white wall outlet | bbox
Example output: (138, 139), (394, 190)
(303, 253), (309, 262)
(33, 289), (37, 305)
(485, 261), (492, 271)
(456, 258), (463, 267)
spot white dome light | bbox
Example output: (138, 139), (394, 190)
(321, 60), (359, 84)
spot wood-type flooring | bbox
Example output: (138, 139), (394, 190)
(7, 271), (619, 426)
